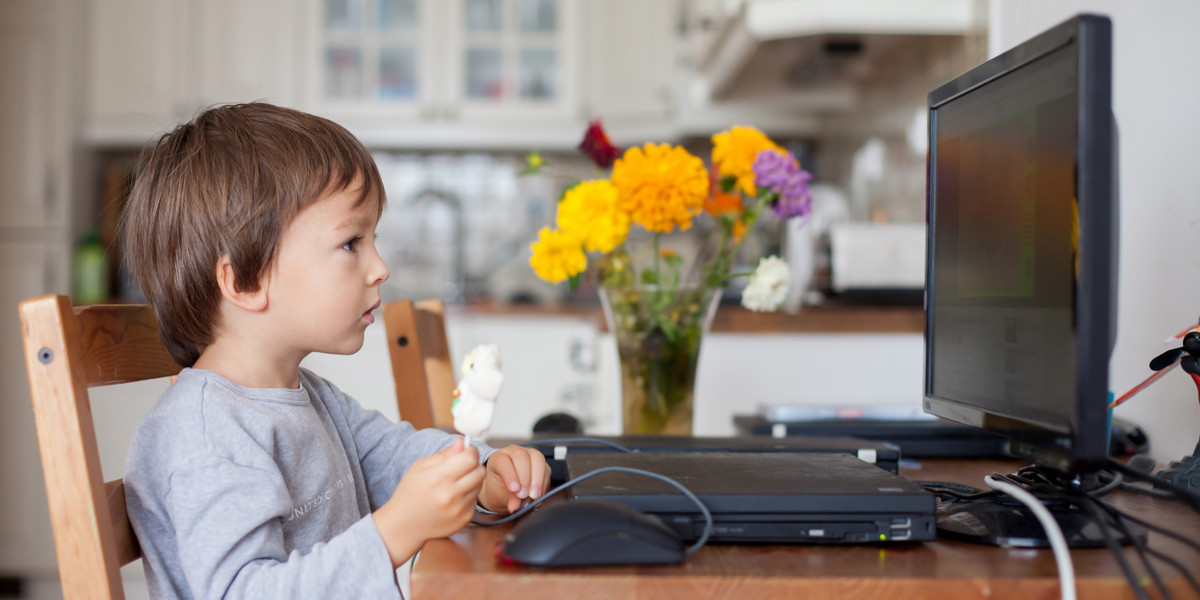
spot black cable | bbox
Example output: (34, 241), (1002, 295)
(1145, 546), (1200, 597)
(1080, 494), (1152, 600)
(1082, 482), (1200, 595)
(470, 466), (714, 555)
(1108, 458), (1200, 514)
(1078, 492), (1171, 600)
(989, 470), (1152, 599)
(1119, 480), (1179, 501)
(520, 437), (639, 453)
(1089, 497), (1200, 556)
(914, 480), (996, 501)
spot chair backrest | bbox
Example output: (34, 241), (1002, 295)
(19, 294), (182, 600)
(381, 299), (456, 430)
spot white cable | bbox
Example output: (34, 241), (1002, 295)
(984, 475), (1076, 600)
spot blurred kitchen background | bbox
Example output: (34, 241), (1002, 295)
(6, 1), (1200, 596)
(82, 0), (984, 309)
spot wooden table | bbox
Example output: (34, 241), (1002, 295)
(412, 458), (1200, 599)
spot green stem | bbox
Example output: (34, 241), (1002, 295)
(653, 233), (661, 285)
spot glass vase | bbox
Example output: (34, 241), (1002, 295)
(599, 283), (721, 435)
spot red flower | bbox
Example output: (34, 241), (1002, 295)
(578, 119), (619, 169)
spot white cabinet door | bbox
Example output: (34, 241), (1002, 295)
(307, 0), (437, 119)
(86, 0), (304, 141)
(85, 0), (191, 130)
(308, 0), (581, 123)
(582, 0), (677, 121)
(197, 0), (302, 109)
(0, 4), (56, 229)
(442, 0), (580, 121)
(0, 241), (67, 573)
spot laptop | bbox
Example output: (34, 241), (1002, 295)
(564, 451), (935, 544)
(504, 434), (902, 486)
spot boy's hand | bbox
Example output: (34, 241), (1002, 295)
(479, 445), (551, 514)
(373, 438), (485, 567)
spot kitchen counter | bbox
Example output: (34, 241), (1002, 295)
(448, 301), (924, 334)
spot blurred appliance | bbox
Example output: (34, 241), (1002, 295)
(830, 222), (925, 295)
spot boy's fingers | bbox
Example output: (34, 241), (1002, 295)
(527, 448), (550, 498)
(488, 453), (521, 494)
(502, 447), (534, 498)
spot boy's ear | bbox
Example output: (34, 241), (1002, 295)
(215, 255), (268, 312)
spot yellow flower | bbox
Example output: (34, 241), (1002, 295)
(611, 143), (708, 233)
(529, 227), (586, 283)
(556, 180), (630, 253)
(711, 126), (785, 197)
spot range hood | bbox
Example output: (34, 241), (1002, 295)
(698, 0), (982, 102)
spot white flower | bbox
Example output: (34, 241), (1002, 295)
(741, 256), (791, 312)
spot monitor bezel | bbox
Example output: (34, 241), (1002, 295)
(923, 14), (1117, 473)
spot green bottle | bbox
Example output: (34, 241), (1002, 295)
(73, 228), (109, 304)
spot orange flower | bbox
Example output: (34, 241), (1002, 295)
(705, 190), (742, 216)
(711, 126), (786, 197)
(611, 143), (708, 233)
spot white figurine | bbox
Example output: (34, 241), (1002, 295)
(452, 344), (503, 442)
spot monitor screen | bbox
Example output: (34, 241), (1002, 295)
(924, 14), (1117, 473)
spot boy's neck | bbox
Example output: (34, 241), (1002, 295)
(194, 335), (304, 390)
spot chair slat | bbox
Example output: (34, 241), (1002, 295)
(20, 295), (127, 599)
(413, 300), (455, 428)
(74, 304), (181, 387)
(105, 479), (141, 566)
(382, 300), (457, 430)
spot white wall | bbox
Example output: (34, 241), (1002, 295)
(990, 0), (1200, 464)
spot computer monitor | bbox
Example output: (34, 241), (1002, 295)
(924, 14), (1122, 546)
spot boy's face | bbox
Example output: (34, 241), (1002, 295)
(265, 178), (389, 357)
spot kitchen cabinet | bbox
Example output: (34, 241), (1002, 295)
(82, 0), (686, 148)
(581, 0), (678, 122)
(1, 0), (80, 576)
(309, 0), (580, 123)
(308, 0), (581, 124)
(84, 0), (302, 144)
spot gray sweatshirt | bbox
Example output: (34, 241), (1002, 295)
(124, 368), (493, 599)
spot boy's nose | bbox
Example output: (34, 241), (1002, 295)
(367, 246), (390, 285)
(371, 256), (390, 285)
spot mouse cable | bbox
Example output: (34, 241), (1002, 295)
(984, 475), (1076, 600)
(471, 466), (714, 555)
(519, 437), (638, 453)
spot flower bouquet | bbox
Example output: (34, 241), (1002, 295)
(526, 121), (813, 434)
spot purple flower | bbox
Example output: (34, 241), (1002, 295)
(752, 150), (813, 220)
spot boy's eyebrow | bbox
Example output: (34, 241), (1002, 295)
(336, 214), (372, 231)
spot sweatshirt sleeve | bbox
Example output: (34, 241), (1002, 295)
(163, 457), (402, 600)
(323, 379), (495, 509)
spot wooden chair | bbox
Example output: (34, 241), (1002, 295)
(19, 294), (182, 600)
(381, 299), (457, 430)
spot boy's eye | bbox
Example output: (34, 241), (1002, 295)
(342, 237), (361, 253)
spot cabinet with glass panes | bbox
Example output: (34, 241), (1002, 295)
(310, 0), (579, 122)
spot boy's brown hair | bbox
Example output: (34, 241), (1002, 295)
(121, 102), (385, 367)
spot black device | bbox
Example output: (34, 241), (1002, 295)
(508, 434), (902, 486)
(924, 14), (1128, 546)
(565, 452), (935, 544)
(732, 414), (1011, 458)
(497, 499), (686, 567)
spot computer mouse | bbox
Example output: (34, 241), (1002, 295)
(497, 499), (686, 567)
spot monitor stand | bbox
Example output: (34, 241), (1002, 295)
(936, 494), (1147, 548)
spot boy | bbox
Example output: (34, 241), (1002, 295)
(121, 103), (549, 599)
